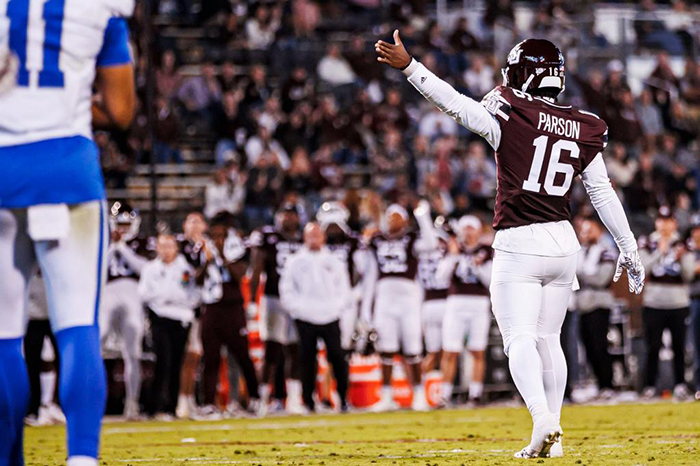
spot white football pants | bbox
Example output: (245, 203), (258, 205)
(490, 250), (575, 425)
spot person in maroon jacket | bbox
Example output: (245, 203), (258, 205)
(376, 33), (645, 458)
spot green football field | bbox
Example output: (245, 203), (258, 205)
(25, 402), (700, 465)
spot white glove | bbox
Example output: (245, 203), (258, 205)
(613, 250), (645, 295)
(413, 199), (431, 218)
(246, 302), (258, 319)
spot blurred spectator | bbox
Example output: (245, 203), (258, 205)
(606, 143), (638, 190)
(286, 147), (314, 195)
(291, 0), (320, 37)
(154, 96), (182, 164)
(98, 132), (132, 189)
(680, 59), (700, 105)
(346, 37), (382, 83)
(280, 67), (313, 113)
(244, 152), (284, 228)
(317, 44), (357, 86)
(418, 107), (458, 139)
(449, 17), (480, 53)
(245, 4), (281, 49)
(636, 89), (663, 143)
(245, 126), (290, 169)
(374, 89), (409, 133)
(140, 234), (199, 418)
(177, 63), (222, 130)
(204, 165), (246, 219)
(241, 64), (271, 111)
(455, 141), (497, 211)
(156, 50), (179, 101)
(462, 54), (494, 99)
(606, 88), (643, 145)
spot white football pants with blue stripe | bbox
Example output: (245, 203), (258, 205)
(0, 201), (107, 466)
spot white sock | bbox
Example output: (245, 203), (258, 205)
(260, 383), (272, 402)
(381, 385), (392, 400)
(469, 381), (483, 400)
(287, 380), (302, 401)
(537, 334), (567, 425)
(40, 371), (55, 406)
(413, 384), (424, 395)
(508, 336), (551, 425)
(441, 382), (454, 400)
(67, 456), (98, 466)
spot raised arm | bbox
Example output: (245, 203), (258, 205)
(375, 30), (501, 150)
(412, 200), (439, 253)
(580, 153), (645, 294)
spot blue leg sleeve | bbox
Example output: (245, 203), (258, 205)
(55, 326), (106, 459)
(0, 338), (30, 466)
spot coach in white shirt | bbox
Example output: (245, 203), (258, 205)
(139, 234), (200, 418)
(280, 222), (351, 412)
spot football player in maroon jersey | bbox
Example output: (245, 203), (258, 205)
(363, 201), (437, 412)
(102, 202), (152, 420)
(435, 215), (493, 407)
(376, 32), (645, 458)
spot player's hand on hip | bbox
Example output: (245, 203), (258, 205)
(375, 30), (411, 70)
(613, 250), (645, 295)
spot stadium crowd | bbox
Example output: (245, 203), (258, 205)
(23, 0), (700, 424)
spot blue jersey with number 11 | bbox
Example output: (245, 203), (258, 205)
(0, 0), (133, 208)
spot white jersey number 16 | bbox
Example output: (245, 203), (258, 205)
(522, 135), (579, 197)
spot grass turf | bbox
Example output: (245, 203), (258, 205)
(25, 402), (700, 465)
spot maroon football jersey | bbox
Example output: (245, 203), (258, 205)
(417, 240), (449, 301)
(482, 85), (608, 230)
(369, 230), (419, 280)
(448, 244), (493, 297)
(326, 231), (361, 285)
(249, 226), (303, 297)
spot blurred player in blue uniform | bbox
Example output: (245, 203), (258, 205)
(0, 1), (135, 465)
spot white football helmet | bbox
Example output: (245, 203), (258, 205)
(317, 201), (350, 233)
(109, 201), (141, 242)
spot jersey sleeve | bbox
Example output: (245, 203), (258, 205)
(481, 86), (513, 127)
(402, 59), (502, 150)
(96, 17), (132, 67)
(577, 110), (609, 171)
(102, 0), (135, 17)
(248, 229), (264, 248)
(223, 231), (247, 263)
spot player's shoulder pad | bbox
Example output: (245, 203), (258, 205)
(101, 0), (135, 17)
(224, 230), (247, 263)
(481, 86), (514, 122)
(577, 108), (609, 149)
(248, 228), (267, 248)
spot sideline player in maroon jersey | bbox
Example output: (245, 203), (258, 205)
(248, 203), (305, 414)
(435, 215), (493, 407)
(376, 32), (645, 458)
(363, 201), (437, 412)
(102, 202), (153, 420)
